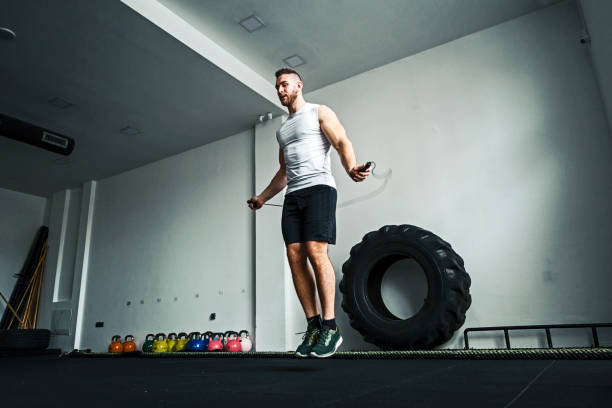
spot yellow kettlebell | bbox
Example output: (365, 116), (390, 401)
(167, 332), (178, 352)
(174, 332), (188, 352)
(152, 332), (168, 353)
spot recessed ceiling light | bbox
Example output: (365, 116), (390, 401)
(120, 126), (141, 136)
(0, 27), (16, 40)
(283, 54), (306, 68)
(49, 97), (73, 109)
(239, 15), (265, 33)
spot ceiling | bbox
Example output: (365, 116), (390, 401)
(0, 0), (284, 196)
(158, 0), (562, 92)
(0, 0), (562, 197)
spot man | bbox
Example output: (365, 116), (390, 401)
(248, 68), (370, 358)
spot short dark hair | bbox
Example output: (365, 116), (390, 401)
(275, 68), (302, 81)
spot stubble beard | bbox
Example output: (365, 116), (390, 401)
(280, 89), (299, 107)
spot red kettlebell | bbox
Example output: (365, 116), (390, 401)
(224, 331), (242, 352)
(109, 335), (124, 353)
(207, 332), (224, 352)
(123, 335), (136, 353)
(239, 330), (253, 352)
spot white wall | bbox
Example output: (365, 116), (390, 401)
(581, 0), (612, 131)
(288, 0), (612, 350)
(254, 117), (292, 351)
(0, 187), (47, 322)
(76, 129), (254, 351)
(37, 184), (96, 351)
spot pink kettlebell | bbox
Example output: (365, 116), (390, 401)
(239, 330), (253, 352)
(207, 332), (224, 352)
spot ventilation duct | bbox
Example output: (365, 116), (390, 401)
(0, 113), (75, 155)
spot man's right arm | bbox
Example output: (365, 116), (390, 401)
(248, 148), (287, 209)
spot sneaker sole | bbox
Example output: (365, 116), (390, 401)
(310, 336), (343, 358)
(295, 351), (310, 358)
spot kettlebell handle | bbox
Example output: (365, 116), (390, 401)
(124, 335), (134, 342)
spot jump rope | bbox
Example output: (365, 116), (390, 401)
(246, 161), (392, 209)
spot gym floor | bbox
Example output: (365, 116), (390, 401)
(2, 355), (611, 407)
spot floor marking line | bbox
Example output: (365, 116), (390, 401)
(503, 360), (556, 408)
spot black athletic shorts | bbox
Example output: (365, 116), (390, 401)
(281, 184), (337, 245)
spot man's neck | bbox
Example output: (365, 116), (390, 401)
(288, 97), (307, 115)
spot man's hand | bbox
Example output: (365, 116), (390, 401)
(349, 163), (371, 182)
(247, 196), (265, 210)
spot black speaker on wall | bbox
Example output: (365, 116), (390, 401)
(0, 113), (75, 155)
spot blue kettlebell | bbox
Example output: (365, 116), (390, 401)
(186, 332), (203, 351)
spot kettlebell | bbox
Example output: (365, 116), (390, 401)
(186, 332), (205, 351)
(109, 335), (124, 353)
(239, 330), (253, 352)
(142, 333), (155, 352)
(225, 331), (241, 352)
(152, 332), (169, 353)
(167, 332), (178, 352)
(123, 335), (136, 353)
(174, 332), (188, 352)
(207, 332), (224, 352)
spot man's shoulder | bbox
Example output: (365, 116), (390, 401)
(317, 104), (336, 122)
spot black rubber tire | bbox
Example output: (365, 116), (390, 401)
(0, 329), (50, 350)
(340, 225), (471, 350)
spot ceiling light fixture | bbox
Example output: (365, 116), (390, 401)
(283, 54), (306, 68)
(120, 126), (141, 136)
(239, 15), (265, 33)
(49, 97), (73, 109)
(0, 27), (16, 40)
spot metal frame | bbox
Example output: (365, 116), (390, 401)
(463, 323), (612, 349)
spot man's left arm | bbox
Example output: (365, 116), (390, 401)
(319, 105), (370, 182)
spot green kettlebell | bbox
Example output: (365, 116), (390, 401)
(142, 333), (155, 352)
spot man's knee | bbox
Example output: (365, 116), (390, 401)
(286, 243), (307, 264)
(305, 241), (329, 267)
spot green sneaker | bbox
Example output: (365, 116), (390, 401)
(310, 326), (343, 358)
(295, 327), (320, 358)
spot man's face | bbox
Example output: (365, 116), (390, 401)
(275, 74), (301, 106)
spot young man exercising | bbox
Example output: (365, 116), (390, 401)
(248, 68), (370, 358)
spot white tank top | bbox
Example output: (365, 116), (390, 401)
(276, 103), (336, 194)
